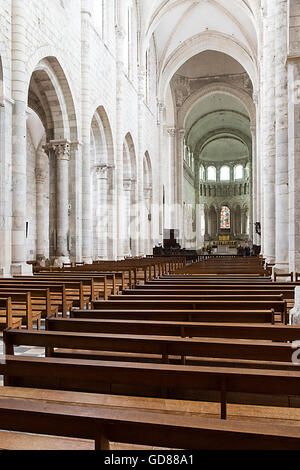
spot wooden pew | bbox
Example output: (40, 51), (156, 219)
(3, 328), (299, 366)
(71, 308), (276, 324)
(12, 278), (87, 315)
(131, 288), (295, 300)
(0, 287), (57, 320)
(1, 393), (300, 449)
(45, 317), (300, 342)
(0, 292), (36, 329)
(0, 298), (22, 330)
(4, 355), (300, 420)
(91, 299), (286, 322)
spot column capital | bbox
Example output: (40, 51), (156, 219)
(45, 140), (71, 161)
(167, 127), (177, 137)
(95, 164), (109, 179)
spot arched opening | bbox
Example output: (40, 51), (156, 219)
(122, 133), (137, 258)
(90, 106), (115, 261)
(26, 56), (78, 266)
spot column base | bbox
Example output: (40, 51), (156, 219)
(82, 257), (93, 265)
(10, 263), (33, 276)
(53, 256), (71, 268)
(272, 264), (290, 281)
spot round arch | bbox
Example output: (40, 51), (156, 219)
(159, 31), (259, 101)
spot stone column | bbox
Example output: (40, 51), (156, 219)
(274, 0), (289, 273)
(250, 124), (257, 245)
(35, 164), (48, 261)
(177, 129), (185, 245)
(52, 140), (71, 265)
(11, 0), (32, 274)
(262, 1), (276, 263)
(95, 165), (108, 260)
(288, 57), (300, 272)
(123, 178), (132, 256)
(81, 0), (93, 264)
(167, 127), (177, 227)
(115, 8), (126, 260)
(106, 165), (117, 260)
(144, 186), (152, 254)
(137, 68), (146, 256)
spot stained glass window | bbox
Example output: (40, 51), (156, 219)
(220, 206), (231, 229)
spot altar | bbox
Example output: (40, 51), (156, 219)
(213, 236), (237, 255)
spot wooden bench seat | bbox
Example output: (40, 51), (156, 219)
(0, 292), (40, 329)
(2, 393), (300, 449)
(92, 299), (286, 322)
(133, 288), (295, 300)
(0, 298), (22, 330)
(4, 328), (299, 366)
(71, 308), (276, 324)
(4, 355), (300, 419)
(45, 317), (300, 342)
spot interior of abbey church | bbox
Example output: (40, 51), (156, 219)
(2, 0), (300, 453)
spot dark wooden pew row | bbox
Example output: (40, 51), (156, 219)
(118, 293), (284, 302)
(92, 299), (286, 321)
(1, 395), (300, 450)
(0, 280), (80, 317)
(46, 317), (300, 343)
(0, 298), (22, 329)
(0, 292), (36, 330)
(32, 273), (114, 298)
(0, 287), (57, 321)
(3, 355), (300, 420)
(4, 328), (298, 366)
(71, 308), (275, 324)
(14, 276), (95, 308)
(130, 288), (295, 300)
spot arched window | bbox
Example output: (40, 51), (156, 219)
(220, 166), (230, 181)
(234, 165), (244, 180)
(207, 166), (216, 181)
(220, 206), (231, 229)
(199, 165), (205, 181)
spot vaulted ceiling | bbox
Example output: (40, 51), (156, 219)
(140, 0), (259, 76)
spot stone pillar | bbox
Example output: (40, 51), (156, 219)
(250, 124), (257, 245)
(115, 9), (126, 260)
(11, 0), (32, 274)
(106, 165), (117, 260)
(137, 68), (146, 256)
(167, 127), (177, 228)
(177, 129), (185, 245)
(35, 163), (48, 261)
(81, 0), (93, 264)
(95, 165), (108, 260)
(52, 140), (71, 265)
(274, 0), (289, 273)
(262, 1), (276, 263)
(288, 57), (300, 272)
(123, 178), (132, 256)
(144, 186), (152, 254)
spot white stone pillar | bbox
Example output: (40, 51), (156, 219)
(123, 178), (132, 256)
(274, 0), (289, 273)
(51, 140), (71, 265)
(35, 165), (48, 261)
(95, 165), (108, 260)
(115, 12), (126, 260)
(167, 127), (177, 227)
(137, 68), (146, 256)
(81, 0), (93, 264)
(11, 0), (32, 274)
(262, 2), (276, 263)
(177, 129), (185, 245)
